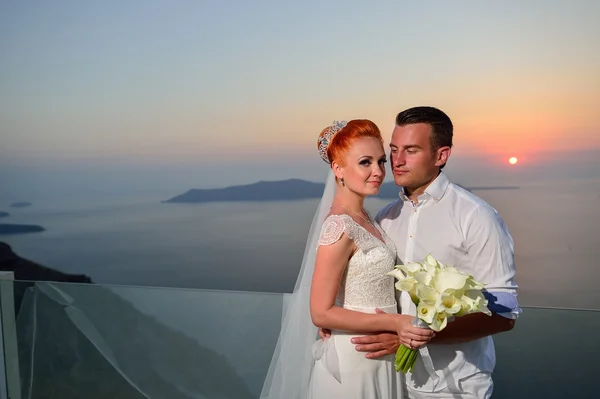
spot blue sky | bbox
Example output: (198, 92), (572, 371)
(1, 0), (599, 198)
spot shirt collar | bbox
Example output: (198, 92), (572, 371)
(398, 172), (450, 203)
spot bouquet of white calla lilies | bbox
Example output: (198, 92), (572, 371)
(386, 254), (492, 373)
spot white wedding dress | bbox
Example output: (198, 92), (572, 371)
(308, 213), (404, 398)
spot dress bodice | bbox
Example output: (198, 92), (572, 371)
(318, 214), (398, 309)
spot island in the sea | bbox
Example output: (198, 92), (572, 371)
(0, 224), (45, 235)
(164, 179), (520, 203)
(0, 210), (45, 235)
(164, 179), (325, 203)
(9, 201), (32, 208)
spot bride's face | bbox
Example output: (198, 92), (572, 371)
(334, 136), (386, 197)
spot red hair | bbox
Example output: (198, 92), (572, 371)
(318, 120), (383, 165)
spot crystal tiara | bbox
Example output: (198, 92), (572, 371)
(318, 120), (347, 163)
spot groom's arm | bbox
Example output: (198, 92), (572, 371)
(354, 311), (515, 356)
(354, 306), (516, 356)
(353, 311), (514, 355)
(429, 313), (514, 344)
(357, 205), (522, 354)
(433, 205), (520, 344)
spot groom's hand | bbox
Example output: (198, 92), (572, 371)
(352, 332), (400, 359)
(353, 308), (435, 358)
(318, 328), (331, 340)
(352, 308), (400, 359)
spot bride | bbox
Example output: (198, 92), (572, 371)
(261, 120), (434, 398)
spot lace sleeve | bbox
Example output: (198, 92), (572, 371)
(318, 215), (346, 246)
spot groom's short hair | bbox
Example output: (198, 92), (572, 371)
(395, 106), (453, 151)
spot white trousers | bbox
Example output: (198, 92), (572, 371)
(406, 372), (493, 399)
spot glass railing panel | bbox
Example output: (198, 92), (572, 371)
(0, 279), (285, 399)
(0, 279), (598, 398)
(493, 306), (599, 399)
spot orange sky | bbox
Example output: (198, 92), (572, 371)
(2, 1), (599, 182)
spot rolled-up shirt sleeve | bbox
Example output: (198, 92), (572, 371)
(465, 205), (522, 319)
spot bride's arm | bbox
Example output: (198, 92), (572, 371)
(310, 234), (428, 344)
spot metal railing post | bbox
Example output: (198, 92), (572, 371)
(0, 272), (21, 399)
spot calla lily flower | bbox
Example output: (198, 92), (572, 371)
(422, 261), (438, 278)
(466, 290), (492, 316)
(430, 312), (448, 332)
(397, 262), (422, 275)
(438, 292), (462, 315)
(433, 268), (469, 293)
(464, 276), (486, 291)
(417, 285), (441, 305)
(414, 270), (434, 286)
(386, 269), (406, 280)
(424, 254), (438, 267)
(454, 295), (473, 317)
(417, 301), (436, 324)
(396, 276), (416, 292)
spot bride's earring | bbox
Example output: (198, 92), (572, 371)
(340, 178), (345, 187)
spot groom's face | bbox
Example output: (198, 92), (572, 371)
(389, 123), (442, 190)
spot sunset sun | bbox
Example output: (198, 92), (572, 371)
(508, 157), (518, 165)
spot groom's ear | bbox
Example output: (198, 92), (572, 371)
(435, 146), (451, 167)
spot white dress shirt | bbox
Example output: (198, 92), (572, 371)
(376, 172), (521, 393)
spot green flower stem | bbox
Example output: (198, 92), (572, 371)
(395, 344), (416, 373)
(394, 345), (406, 372)
(402, 351), (410, 373)
(409, 351), (418, 373)
(406, 348), (419, 373)
(404, 349), (414, 373)
(400, 345), (411, 364)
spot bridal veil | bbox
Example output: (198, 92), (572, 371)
(259, 171), (336, 399)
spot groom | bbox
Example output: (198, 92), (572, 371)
(352, 106), (521, 398)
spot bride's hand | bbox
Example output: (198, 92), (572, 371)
(389, 312), (435, 350)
